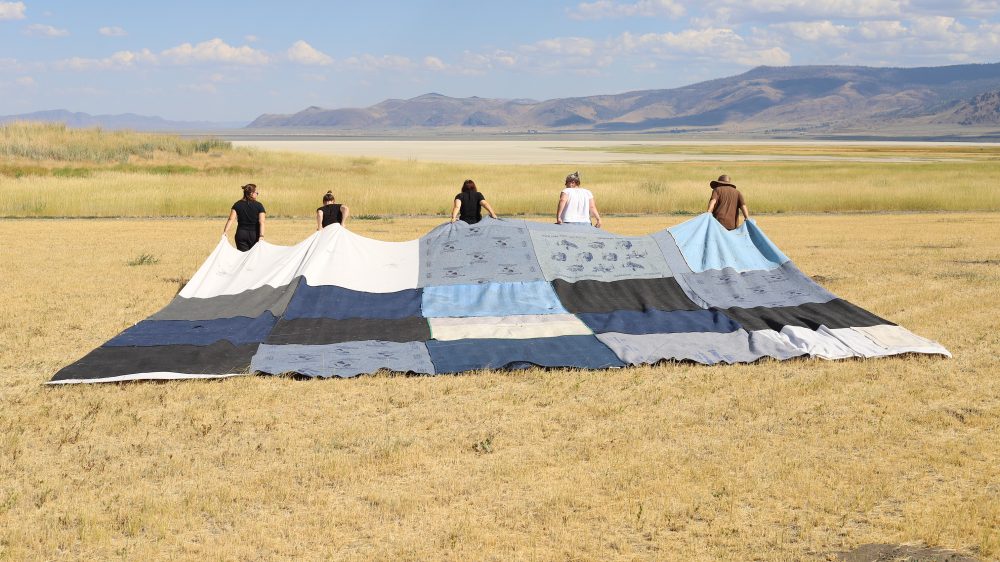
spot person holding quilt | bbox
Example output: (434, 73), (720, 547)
(556, 171), (602, 228)
(451, 179), (497, 224)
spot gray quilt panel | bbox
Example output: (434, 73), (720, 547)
(680, 262), (837, 309)
(251, 341), (435, 378)
(529, 229), (673, 282)
(150, 279), (297, 321)
(596, 329), (803, 365)
(419, 219), (544, 286)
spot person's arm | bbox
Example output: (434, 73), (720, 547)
(341, 205), (350, 226)
(707, 192), (719, 213)
(451, 199), (462, 223)
(555, 192), (568, 224)
(257, 212), (266, 239)
(222, 209), (237, 236)
(589, 199), (602, 228)
(481, 199), (497, 219)
(740, 204), (750, 221)
(316, 209), (324, 231)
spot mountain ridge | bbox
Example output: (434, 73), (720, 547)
(0, 109), (244, 131)
(247, 62), (1000, 134)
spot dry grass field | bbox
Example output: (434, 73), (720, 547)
(1, 214), (997, 561)
(4, 123), (1000, 219)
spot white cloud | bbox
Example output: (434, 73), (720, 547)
(245, 34), (259, 43)
(98, 26), (127, 37)
(525, 37), (597, 56)
(569, 0), (684, 19)
(287, 40), (333, 66)
(0, 1), (25, 20)
(55, 48), (156, 71)
(24, 23), (69, 37)
(423, 56), (447, 71)
(771, 20), (850, 41)
(161, 38), (269, 65)
(341, 54), (414, 71)
(178, 83), (218, 94)
(856, 20), (908, 39)
(615, 28), (791, 66)
(908, 15), (964, 39)
(15, 76), (35, 86)
(703, 0), (905, 23)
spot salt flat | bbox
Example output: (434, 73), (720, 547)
(232, 139), (969, 164)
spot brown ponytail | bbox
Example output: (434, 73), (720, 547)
(323, 190), (335, 203)
(241, 183), (257, 200)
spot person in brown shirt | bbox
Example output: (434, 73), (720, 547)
(707, 174), (749, 230)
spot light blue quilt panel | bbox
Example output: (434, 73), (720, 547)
(421, 281), (568, 318)
(668, 214), (788, 273)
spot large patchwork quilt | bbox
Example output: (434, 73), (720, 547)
(51, 214), (949, 383)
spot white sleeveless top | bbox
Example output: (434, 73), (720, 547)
(560, 187), (593, 223)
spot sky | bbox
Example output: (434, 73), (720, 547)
(1, 0), (999, 122)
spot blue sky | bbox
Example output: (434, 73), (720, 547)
(1, 0), (998, 121)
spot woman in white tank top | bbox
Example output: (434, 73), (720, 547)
(555, 171), (602, 227)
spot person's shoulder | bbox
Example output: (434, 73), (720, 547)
(255, 201), (266, 211)
(316, 206), (324, 212)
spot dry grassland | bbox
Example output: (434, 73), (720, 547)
(1, 214), (997, 561)
(3, 124), (1000, 219)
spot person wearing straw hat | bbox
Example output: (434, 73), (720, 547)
(556, 171), (602, 228)
(707, 174), (749, 230)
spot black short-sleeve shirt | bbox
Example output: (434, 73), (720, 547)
(317, 203), (343, 227)
(232, 200), (265, 229)
(455, 191), (485, 224)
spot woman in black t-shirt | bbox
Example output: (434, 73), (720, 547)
(316, 191), (351, 230)
(222, 183), (266, 251)
(450, 179), (497, 224)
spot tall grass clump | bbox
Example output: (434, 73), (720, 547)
(0, 121), (231, 163)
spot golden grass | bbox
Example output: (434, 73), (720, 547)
(0, 121), (229, 163)
(2, 124), (1000, 218)
(1, 215), (997, 560)
(563, 143), (1000, 159)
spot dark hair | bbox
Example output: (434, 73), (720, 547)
(323, 190), (335, 203)
(461, 179), (477, 192)
(241, 183), (257, 200)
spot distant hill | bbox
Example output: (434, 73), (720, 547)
(247, 62), (1000, 134)
(932, 89), (1000, 125)
(0, 110), (244, 131)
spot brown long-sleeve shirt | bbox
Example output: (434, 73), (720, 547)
(709, 185), (745, 230)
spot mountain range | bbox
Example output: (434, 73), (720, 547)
(248, 62), (1000, 135)
(5, 63), (1000, 136)
(0, 109), (243, 131)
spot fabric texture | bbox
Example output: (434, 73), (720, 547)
(266, 317), (430, 345)
(455, 191), (485, 224)
(283, 278), (422, 320)
(578, 308), (740, 335)
(428, 314), (591, 341)
(669, 213), (788, 273)
(552, 278), (699, 313)
(419, 218), (543, 286)
(559, 187), (594, 223)
(106, 313), (277, 347)
(709, 185), (745, 230)
(422, 281), (567, 318)
(318, 203), (343, 227)
(232, 199), (265, 228)
(530, 230), (673, 282)
(52, 215), (949, 383)
(252, 341), (435, 378)
(426, 335), (624, 373)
